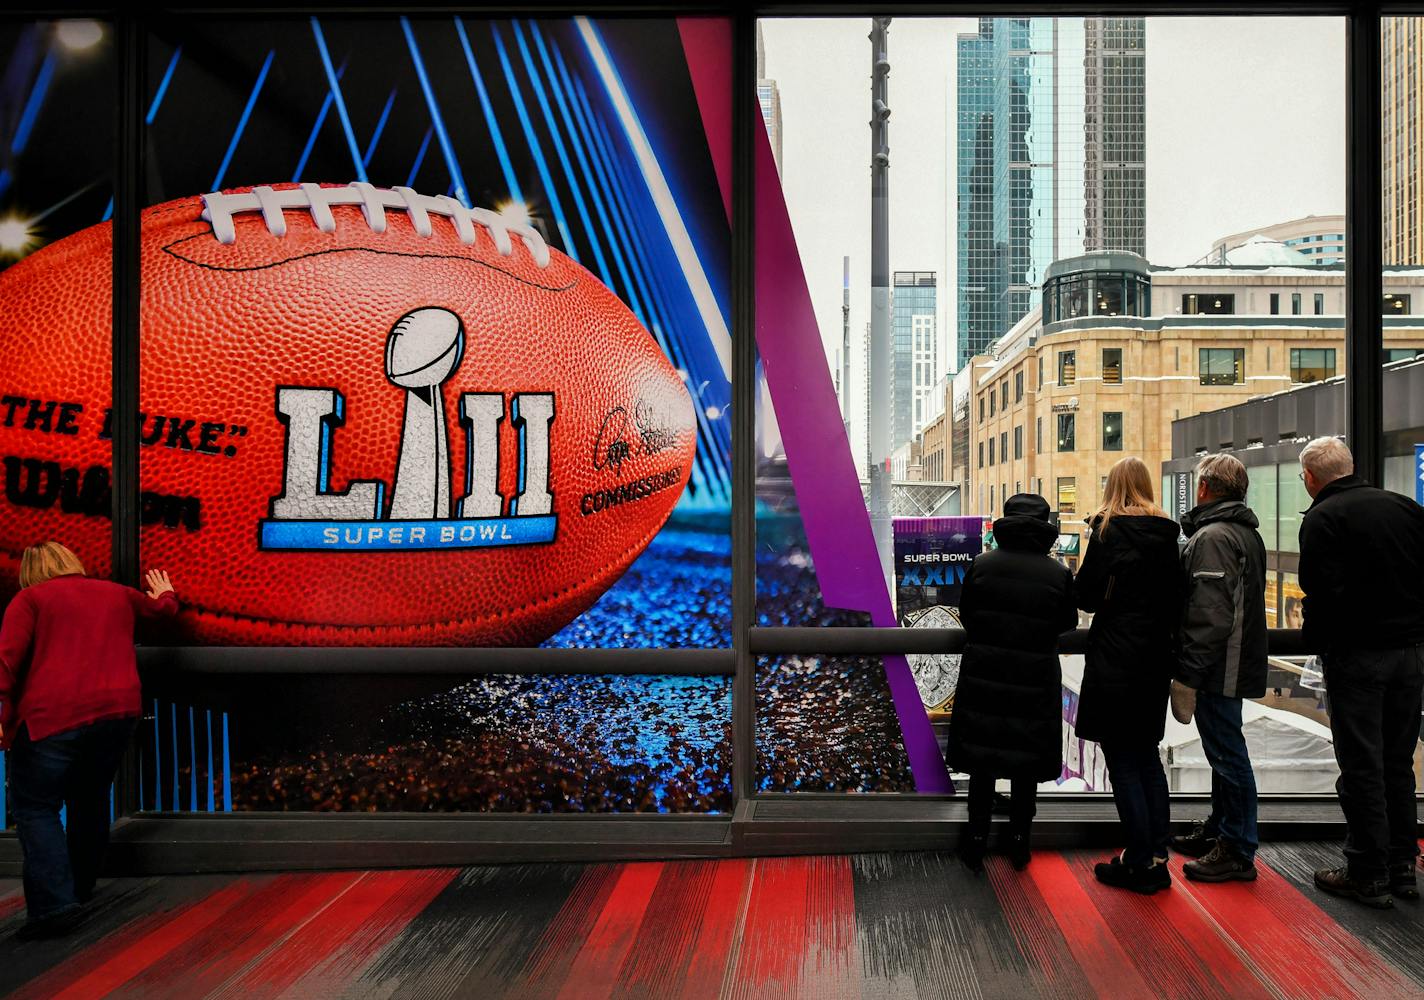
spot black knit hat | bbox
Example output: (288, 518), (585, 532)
(1002, 493), (1051, 522)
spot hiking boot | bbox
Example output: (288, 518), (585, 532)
(1183, 842), (1257, 883)
(1095, 854), (1172, 895)
(1390, 862), (1419, 900)
(958, 830), (988, 873)
(1170, 819), (1217, 858)
(1007, 832), (1031, 871)
(1315, 867), (1392, 909)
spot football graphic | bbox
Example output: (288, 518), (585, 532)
(0, 182), (697, 645)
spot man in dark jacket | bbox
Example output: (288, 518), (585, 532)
(947, 494), (1077, 872)
(1298, 436), (1424, 908)
(1171, 453), (1268, 883)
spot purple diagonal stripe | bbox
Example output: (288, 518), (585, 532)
(751, 106), (951, 794)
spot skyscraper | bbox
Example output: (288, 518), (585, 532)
(892, 271), (937, 450)
(955, 17), (1146, 371)
(1384, 17), (1423, 265)
(756, 23), (784, 177)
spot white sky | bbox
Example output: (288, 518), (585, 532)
(759, 16), (1346, 383)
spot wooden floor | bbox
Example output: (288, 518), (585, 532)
(1, 842), (1422, 998)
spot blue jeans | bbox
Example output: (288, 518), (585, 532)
(10, 718), (136, 922)
(1193, 691), (1258, 863)
(1102, 742), (1171, 866)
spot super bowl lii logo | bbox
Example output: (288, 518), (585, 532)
(259, 307), (556, 551)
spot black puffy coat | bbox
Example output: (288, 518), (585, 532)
(1074, 514), (1184, 747)
(947, 500), (1077, 782)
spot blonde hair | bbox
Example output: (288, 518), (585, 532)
(19, 541), (85, 589)
(1299, 436), (1353, 484)
(1195, 453), (1249, 501)
(1093, 456), (1169, 537)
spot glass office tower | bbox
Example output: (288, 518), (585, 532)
(955, 17), (1146, 371)
(892, 271), (937, 451)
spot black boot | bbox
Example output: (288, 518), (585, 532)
(1007, 823), (1032, 871)
(959, 828), (989, 873)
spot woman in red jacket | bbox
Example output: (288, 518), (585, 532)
(0, 541), (177, 939)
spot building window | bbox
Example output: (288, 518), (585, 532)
(990, 485), (995, 513)
(1183, 293), (1234, 315)
(979, 396), (984, 420)
(1036, 416), (1042, 453)
(1385, 293), (1411, 313)
(1290, 347), (1337, 383)
(1001, 381), (1009, 408)
(1269, 293), (1280, 315)
(989, 437), (995, 466)
(1038, 356), (1044, 390)
(1014, 424), (1023, 460)
(1057, 477), (1077, 515)
(989, 391), (996, 416)
(1057, 413), (1076, 452)
(1291, 293), (1301, 315)
(1101, 348), (1123, 385)
(1103, 411), (1124, 451)
(978, 442), (983, 468)
(1384, 348), (1424, 363)
(1199, 348), (1245, 386)
(1000, 431), (1008, 462)
(1058, 350), (1077, 386)
(1014, 370), (1024, 402)
(1313, 292), (1324, 315)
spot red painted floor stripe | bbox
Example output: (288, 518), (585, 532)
(1170, 857), (1407, 999)
(13, 880), (259, 1000)
(729, 856), (859, 1000)
(116, 872), (365, 1000)
(516, 865), (627, 1000)
(1025, 853), (1157, 998)
(676, 860), (753, 1000)
(987, 858), (1096, 1000)
(215, 869), (455, 999)
(553, 862), (664, 1000)
(1063, 853), (1275, 1000)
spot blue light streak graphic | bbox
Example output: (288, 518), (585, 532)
(211, 49), (276, 192)
(11, 50), (56, 155)
(401, 17), (470, 207)
(310, 19), (367, 183)
(454, 18), (523, 207)
(407, 126), (434, 189)
(363, 89), (397, 169)
(147, 47), (182, 125)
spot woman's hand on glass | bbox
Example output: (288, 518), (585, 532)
(144, 569), (174, 600)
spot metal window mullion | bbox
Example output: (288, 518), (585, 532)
(113, 13), (146, 819)
(731, 11), (758, 805)
(1347, 4), (1384, 485)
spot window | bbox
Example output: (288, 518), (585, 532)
(990, 485), (995, 513)
(1057, 413), (1076, 452)
(1036, 416), (1042, 453)
(1291, 293), (1301, 315)
(988, 437), (995, 465)
(1038, 356), (1044, 390)
(1057, 477), (1077, 515)
(989, 391), (996, 416)
(1103, 411), (1123, 451)
(1101, 348), (1123, 385)
(1000, 431), (1008, 462)
(1001, 381), (1009, 408)
(1384, 348), (1424, 363)
(978, 441), (984, 468)
(1013, 425), (1023, 460)
(1290, 347), (1336, 383)
(1058, 350), (1077, 386)
(1199, 348), (1245, 385)
(1014, 370), (1024, 402)
(979, 396), (985, 420)
(1269, 293), (1280, 315)
(1313, 292), (1324, 315)
(1182, 293), (1235, 315)
(1385, 293), (1411, 313)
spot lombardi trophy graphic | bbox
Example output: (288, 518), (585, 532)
(385, 307), (465, 519)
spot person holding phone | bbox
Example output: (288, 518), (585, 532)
(0, 542), (177, 939)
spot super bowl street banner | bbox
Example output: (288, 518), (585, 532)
(893, 516), (982, 713)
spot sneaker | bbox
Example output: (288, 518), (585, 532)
(958, 831), (988, 873)
(1390, 862), (1419, 901)
(1315, 867), (1392, 909)
(1007, 832), (1031, 871)
(1183, 842), (1257, 883)
(1095, 854), (1172, 895)
(1171, 819), (1217, 858)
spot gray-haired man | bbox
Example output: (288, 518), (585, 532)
(1170, 453), (1269, 882)
(1299, 437), (1424, 908)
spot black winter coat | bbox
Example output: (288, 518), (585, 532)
(947, 509), (1077, 782)
(1299, 475), (1424, 654)
(1074, 514), (1184, 746)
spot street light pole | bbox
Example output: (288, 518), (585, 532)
(868, 17), (893, 595)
